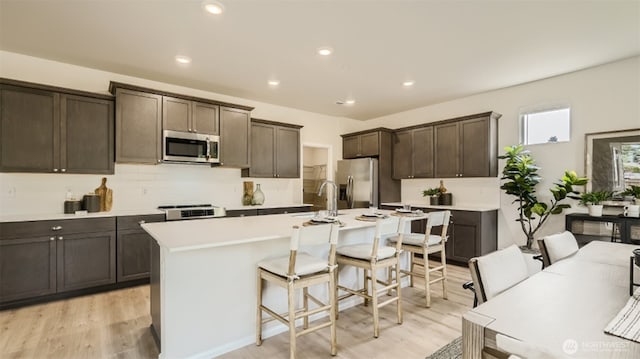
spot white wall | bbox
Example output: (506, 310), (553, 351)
(355, 56), (640, 248)
(0, 51), (362, 215)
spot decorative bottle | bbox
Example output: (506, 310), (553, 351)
(439, 180), (447, 193)
(252, 184), (265, 205)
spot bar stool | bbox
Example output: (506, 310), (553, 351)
(388, 210), (450, 307)
(256, 223), (340, 359)
(335, 217), (405, 338)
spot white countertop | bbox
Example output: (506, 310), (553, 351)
(381, 202), (499, 212)
(0, 209), (165, 223)
(142, 208), (403, 252)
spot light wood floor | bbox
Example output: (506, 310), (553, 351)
(0, 263), (473, 359)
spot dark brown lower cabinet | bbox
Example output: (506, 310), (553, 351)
(116, 214), (165, 282)
(56, 231), (116, 292)
(0, 236), (56, 302)
(0, 217), (117, 306)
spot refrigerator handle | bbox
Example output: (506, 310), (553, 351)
(347, 175), (354, 208)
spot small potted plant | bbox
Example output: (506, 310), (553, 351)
(422, 188), (441, 205)
(579, 190), (613, 217)
(622, 185), (640, 205)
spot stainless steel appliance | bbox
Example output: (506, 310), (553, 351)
(336, 158), (379, 209)
(158, 204), (226, 221)
(163, 130), (220, 164)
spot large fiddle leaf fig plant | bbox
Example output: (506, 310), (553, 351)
(499, 145), (588, 249)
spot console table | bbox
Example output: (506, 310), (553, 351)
(565, 213), (640, 245)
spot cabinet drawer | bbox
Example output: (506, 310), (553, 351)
(257, 206), (311, 216)
(225, 209), (258, 217)
(0, 217), (115, 239)
(117, 214), (165, 231)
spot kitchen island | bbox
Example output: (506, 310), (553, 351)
(141, 208), (407, 359)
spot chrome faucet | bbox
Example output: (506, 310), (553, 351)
(318, 180), (338, 217)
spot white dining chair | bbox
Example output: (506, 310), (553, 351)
(537, 231), (579, 268)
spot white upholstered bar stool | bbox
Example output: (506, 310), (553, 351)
(537, 230), (579, 268)
(256, 223), (340, 359)
(387, 210), (450, 307)
(335, 217), (405, 338)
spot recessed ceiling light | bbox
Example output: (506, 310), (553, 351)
(403, 81), (415, 87)
(317, 47), (333, 56)
(345, 99), (356, 105)
(268, 80), (280, 86)
(175, 55), (192, 64)
(202, 0), (224, 15)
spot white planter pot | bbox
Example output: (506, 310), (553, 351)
(635, 198), (640, 206)
(588, 204), (603, 217)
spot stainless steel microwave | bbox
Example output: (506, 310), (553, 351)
(163, 130), (220, 164)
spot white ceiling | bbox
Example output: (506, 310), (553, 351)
(1, 0), (639, 120)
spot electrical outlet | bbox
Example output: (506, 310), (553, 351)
(7, 187), (16, 197)
(141, 187), (148, 195)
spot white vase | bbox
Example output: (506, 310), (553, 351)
(252, 184), (265, 205)
(588, 204), (603, 217)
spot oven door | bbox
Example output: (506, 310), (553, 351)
(163, 130), (215, 163)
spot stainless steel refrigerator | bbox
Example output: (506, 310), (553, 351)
(336, 158), (379, 209)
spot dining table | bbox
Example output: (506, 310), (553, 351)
(462, 240), (640, 358)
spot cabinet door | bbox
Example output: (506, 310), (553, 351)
(434, 122), (459, 178)
(192, 102), (219, 135)
(61, 95), (114, 174)
(392, 130), (412, 179)
(460, 117), (490, 177)
(162, 96), (191, 132)
(448, 211), (479, 263)
(359, 132), (379, 157)
(220, 107), (250, 168)
(249, 122), (275, 177)
(342, 135), (360, 159)
(117, 229), (151, 282)
(115, 89), (162, 164)
(412, 127), (434, 178)
(276, 126), (300, 178)
(56, 231), (116, 292)
(0, 236), (56, 302)
(0, 85), (60, 173)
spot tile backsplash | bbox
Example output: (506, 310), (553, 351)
(0, 164), (302, 216)
(400, 177), (501, 207)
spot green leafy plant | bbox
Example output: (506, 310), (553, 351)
(499, 145), (588, 249)
(422, 188), (441, 197)
(578, 191), (613, 206)
(622, 185), (640, 198)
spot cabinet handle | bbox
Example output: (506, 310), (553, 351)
(58, 236), (64, 241)
(53, 168), (58, 172)
(138, 220), (146, 225)
(158, 159), (162, 163)
(188, 128), (192, 132)
(50, 237), (55, 241)
(61, 169), (66, 173)
(52, 226), (63, 231)
(220, 162), (224, 166)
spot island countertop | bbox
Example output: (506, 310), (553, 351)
(141, 208), (402, 252)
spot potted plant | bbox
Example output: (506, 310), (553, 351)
(622, 185), (640, 205)
(579, 190), (613, 217)
(422, 188), (441, 205)
(499, 145), (588, 250)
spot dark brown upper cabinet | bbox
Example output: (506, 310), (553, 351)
(0, 80), (114, 174)
(162, 96), (219, 135)
(392, 126), (434, 179)
(434, 112), (500, 178)
(220, 106), (251, 168)
(242, 119), (302, 178)
(115, 88), (162, 165)
(342, 131), (380, 158)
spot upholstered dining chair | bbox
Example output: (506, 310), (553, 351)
(537, 231), (579, 268)
(256, 223), (340, 359)
(387, 210), (451, 308)
(468, 244), (530, 305)
(334, 216), (405, 338)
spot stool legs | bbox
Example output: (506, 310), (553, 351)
(329, 272), (337, 356)
(441, 249), (448, 300)
(288, 281), (296, 359)
(256, 271), (263, 346)
(395, 263), (403, 325)
(303, 287), (309, 329)
(363, 269), (369, 307)
(424, 250), (431, 308)
(370, 268), (379, 338)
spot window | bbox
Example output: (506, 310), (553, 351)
(520, 107), (570, 145)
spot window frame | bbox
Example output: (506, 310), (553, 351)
(519, 104), (572, 146)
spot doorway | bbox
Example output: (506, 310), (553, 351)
(302, 144), (330, 211)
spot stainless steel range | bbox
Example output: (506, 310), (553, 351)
(158, 204), (226, 221)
